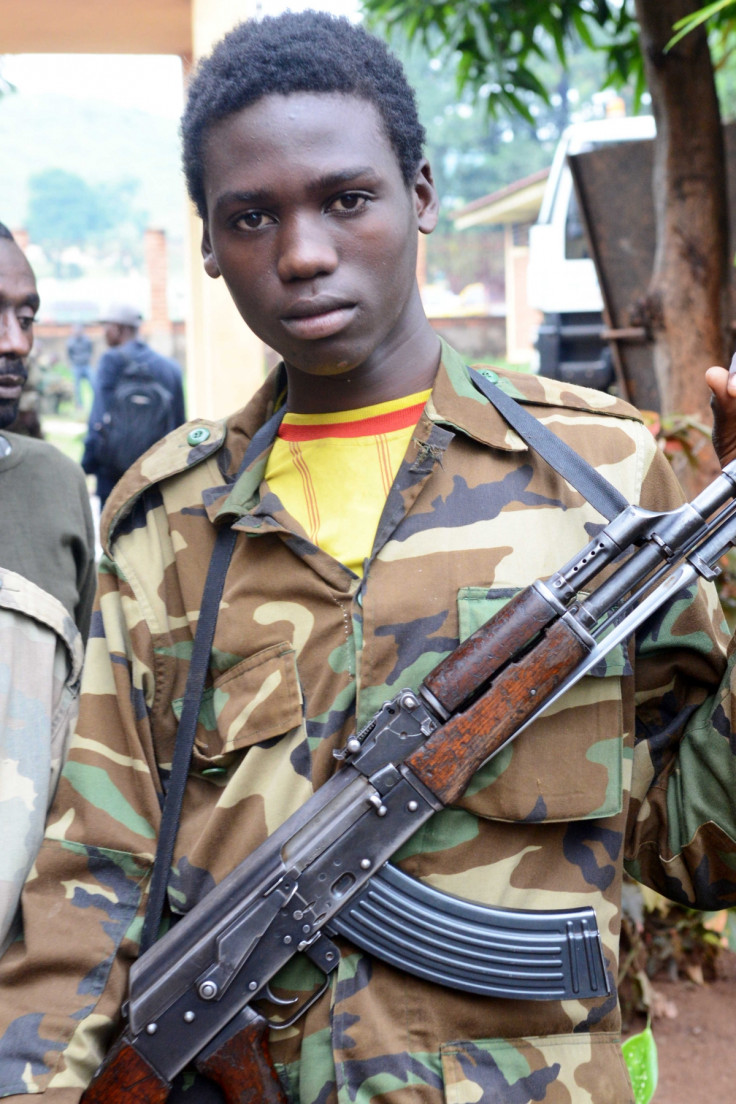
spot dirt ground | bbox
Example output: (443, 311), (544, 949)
(624, 949), (736, 1102)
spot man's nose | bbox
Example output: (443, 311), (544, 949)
(0, 310), (32, 358)
(276, 214), (338, 282)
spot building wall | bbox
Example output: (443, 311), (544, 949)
(429, 315), (507, 363)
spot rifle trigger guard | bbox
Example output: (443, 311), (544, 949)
(262, 984), (299, 1007)
(265, 972), (332, 1032)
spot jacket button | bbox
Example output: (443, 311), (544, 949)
(479, 369), (499, 384)
(187, 426), (211, 445)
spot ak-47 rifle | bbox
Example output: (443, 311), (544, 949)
(81, 458), (736, 1104)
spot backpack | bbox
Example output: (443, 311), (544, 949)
(101, 358), (177, 476)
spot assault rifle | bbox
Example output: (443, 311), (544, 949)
(82, 458), (736, 1104)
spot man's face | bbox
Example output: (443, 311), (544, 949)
(104, 322), (123, 347)
(201, 93), (438, 396)
(0, 239), (39, 430)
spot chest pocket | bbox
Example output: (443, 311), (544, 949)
(454, 587), (628, 824)
(172, 642), (304, 773)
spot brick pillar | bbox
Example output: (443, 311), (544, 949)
(144, 228), (174, 356)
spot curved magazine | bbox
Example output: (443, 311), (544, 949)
(328, 862), (609, 1001)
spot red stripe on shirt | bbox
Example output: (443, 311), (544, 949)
(278, 401), (426, 441)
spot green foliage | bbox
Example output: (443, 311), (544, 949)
(622, 1022), (658, 1104)
(669, 0), (736, 49)
(363, 0), (643, 119)
(380, 28), (612, 291)
(0, 93), (184, 242)
(26, 168), (148, 274)
(668, 0), (736, 119)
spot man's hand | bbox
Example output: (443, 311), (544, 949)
(706, 355), (736, 468)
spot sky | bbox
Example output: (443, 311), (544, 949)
(1, 0), (362, 120)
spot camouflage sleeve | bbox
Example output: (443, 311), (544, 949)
(627, 446), (736, 907)
(0, 552), (163, 1098)
(0, 570), (84, 957)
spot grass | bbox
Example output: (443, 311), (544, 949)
(44, 413), (86, 465)
(31, 358), (90, 464)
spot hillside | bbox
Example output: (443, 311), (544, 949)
(0, 91), (187, 239)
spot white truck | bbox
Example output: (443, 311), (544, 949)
(527, 114), (656, 389)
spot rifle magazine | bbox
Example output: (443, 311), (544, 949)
(328, 863), (610, 1001)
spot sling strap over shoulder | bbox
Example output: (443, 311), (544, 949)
(469, 368), (629, 521)
(140, 404), (285, 952)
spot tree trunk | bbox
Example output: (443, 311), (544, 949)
(634, 0), (730, 427)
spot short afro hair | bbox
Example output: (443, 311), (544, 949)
(181, 10), (426, 219)
(0, 222), (14, 242)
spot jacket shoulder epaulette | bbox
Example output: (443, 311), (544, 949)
(481, 365), (645, 423)
(102, 418), (228, 552)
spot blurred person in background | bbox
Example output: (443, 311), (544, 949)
(66, 323), (94, 411)
(81, 302), (186, 507)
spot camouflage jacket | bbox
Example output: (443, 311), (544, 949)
(2, 345), (736, 1104)
(0, 568), (83, 954)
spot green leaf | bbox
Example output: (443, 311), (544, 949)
(622, 1022), (658, 1104)
(572, 8), (596, 49)
(667, 0), (736, 51)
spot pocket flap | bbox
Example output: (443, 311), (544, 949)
(173, 642), (303, 760)
(440, 1033), (632, 1103)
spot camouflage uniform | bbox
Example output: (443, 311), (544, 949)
(2, 344), (736, 1103)
(0, 568), (83, 954)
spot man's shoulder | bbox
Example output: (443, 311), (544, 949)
(101, 417), (229, 552)
(0, 567), (83, 666)
(6, 432), (89, 485)
(474, 364), (645, 423)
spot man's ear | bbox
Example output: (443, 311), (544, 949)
(201, 225), (221, 279)
(414, 159), (440, 236)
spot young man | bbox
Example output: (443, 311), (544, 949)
(2, 14), (736, 1104)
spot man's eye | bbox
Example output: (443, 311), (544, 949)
(329, 193), (368, 214)
(18, 315), (35, 332)
(233, 211), (275, 231)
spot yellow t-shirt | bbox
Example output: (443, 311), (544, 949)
(265, 390), (431, 575)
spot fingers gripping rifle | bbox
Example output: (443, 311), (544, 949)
(82, 459), (736, 1104)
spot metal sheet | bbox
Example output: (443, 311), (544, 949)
(569, 122), (736, 414)
(568, 138), (657, 410)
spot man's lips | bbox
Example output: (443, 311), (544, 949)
(0, 371), (25, 402)
(281, 298), (357, 341)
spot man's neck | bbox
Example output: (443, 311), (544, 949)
(284, 323), (441, 415)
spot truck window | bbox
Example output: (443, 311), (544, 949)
(565, 189), (590, 261)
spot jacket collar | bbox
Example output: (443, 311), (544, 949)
(427, 340), (530, 454)
(211, 340), (531, 525)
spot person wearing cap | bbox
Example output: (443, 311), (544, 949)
(81, 302), (186, 507)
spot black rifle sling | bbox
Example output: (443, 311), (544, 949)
(141, 372), (628, 951)
(469, 368), (629, 521)
(140, 405), (285, 952)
